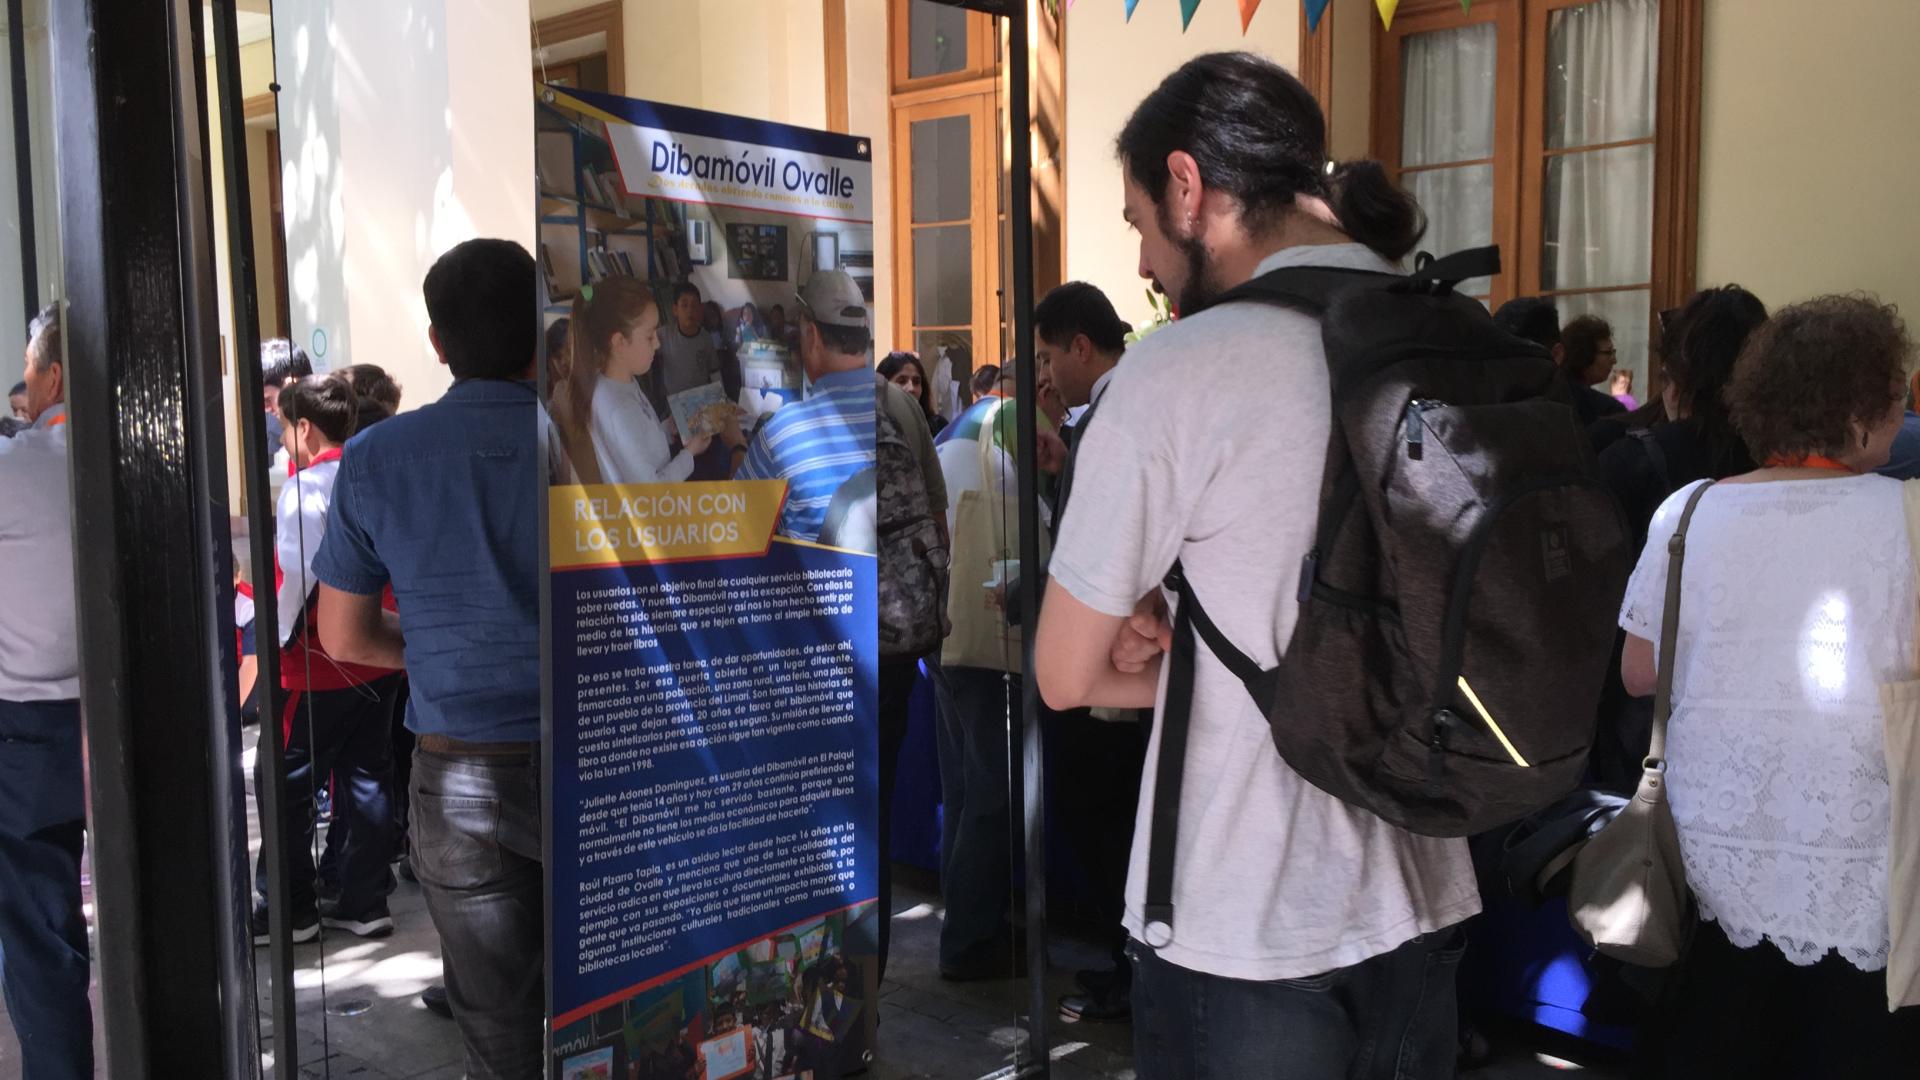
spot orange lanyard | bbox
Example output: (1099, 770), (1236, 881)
(1765, 454), (1857, 473)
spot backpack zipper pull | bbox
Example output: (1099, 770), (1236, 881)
(1428, 709), (1458, 786)
(1405, 401), (1427, 459)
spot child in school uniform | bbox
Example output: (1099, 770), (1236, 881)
(250, 378), (403, 943)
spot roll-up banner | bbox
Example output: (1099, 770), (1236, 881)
(540, 86), (879, 1080)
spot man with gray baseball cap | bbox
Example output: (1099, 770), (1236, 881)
(731, 270), (882, 542)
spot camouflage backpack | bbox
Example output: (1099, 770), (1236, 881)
(875, 374), (949, 658)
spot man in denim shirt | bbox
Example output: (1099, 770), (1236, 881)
(314, 239), (544, 1079)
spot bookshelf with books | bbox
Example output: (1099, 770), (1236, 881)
(536, 97), (689, 319)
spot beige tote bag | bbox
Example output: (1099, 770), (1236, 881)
(1878, 481), (1920, 1010)
(941, 402), (1046, 673)
(1566, 482), (1711, 968)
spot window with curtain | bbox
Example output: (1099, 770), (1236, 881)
(1377, 0), (1695, 398)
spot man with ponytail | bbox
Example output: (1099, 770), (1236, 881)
(1034, 53), (1477, 1076)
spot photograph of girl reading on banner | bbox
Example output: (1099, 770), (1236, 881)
(548, 276), (748, 486)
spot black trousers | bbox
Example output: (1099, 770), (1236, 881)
(875, 657), (918, 981)
(1638, 917), (1920, 1078)
(254, 676), (400, 915)
(0, 698), (92, 1078)
(1046, 705), (1147, 969)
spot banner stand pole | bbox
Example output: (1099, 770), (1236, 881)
(1005, 5), (1051, 1078)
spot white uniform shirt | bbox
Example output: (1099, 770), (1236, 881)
(1050, 244), (1480, 981)
(591, 375), (694, 485)
(275, 455), (341, 647)
(0, 405), (78, 701)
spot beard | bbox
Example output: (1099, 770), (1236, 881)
(1156, 201), (1222, 316)
(1175, 231), (1218, 317)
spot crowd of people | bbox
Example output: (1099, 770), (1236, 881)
(7, 42), (1920, 1080)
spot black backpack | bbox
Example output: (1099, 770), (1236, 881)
(1144, 248), (1631, 938)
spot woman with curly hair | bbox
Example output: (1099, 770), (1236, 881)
(1619, 295), (1920, 1074)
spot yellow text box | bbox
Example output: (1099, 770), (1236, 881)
(549, 481), (786, 570)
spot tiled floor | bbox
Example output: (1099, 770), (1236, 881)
(0, 725), (1627, 1078)
(0, 876), (1625, 1079)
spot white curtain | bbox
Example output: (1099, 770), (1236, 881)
(1543, 0), (1659, 292)
(1544, 0), (1660, 388)
(1401, 22), (1498, 291)
(1401, 22), (1498, 166)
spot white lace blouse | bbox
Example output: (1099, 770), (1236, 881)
(1621, 475), (1913, 971)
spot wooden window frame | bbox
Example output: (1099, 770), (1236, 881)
(891, 0), (998, 97)
(887, 1), (1004, 362)
(825, 0), (850, 133)
(533, 0), (625, 97)
(1370, 0), (1702, 358)
(890, 92), (1002, 367)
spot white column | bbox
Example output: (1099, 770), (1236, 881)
(274, 0), (535, 406)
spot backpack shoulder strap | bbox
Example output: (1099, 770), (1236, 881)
(1650, 481), (1715, 766)
(1141, 561), (1279, 943)
(1205, 265), (1387, 316)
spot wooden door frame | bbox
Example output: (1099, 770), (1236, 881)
(265, 127), (290, 339)
(533, 0), (624, 96)
(890, 0), (997, 95)
(890, 92), (1001, 364)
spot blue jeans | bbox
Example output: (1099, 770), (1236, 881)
(933, 665), (1017, 969)
(0, 698), (93, 1079)
(1129, 924), (1466, 1080)
(411, 746), (544, 1080)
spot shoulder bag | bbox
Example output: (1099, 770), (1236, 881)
(1566, 480), (1713, 968)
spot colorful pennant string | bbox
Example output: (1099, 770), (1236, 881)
(1072, 0), (1439, 36)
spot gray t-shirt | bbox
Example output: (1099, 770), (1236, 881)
(1050, 243), (1479, 981)
(655, 323), (721, 401)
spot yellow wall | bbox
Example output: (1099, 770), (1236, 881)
(846, 0), (894, 356)
(1062, 0), (1301, 327)
(537, 0), (831, 130)
(1695, 0), (1920, 316)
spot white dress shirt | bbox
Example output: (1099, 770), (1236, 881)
(275, 455), (341, 646)
(1065, 367), (1117, 429)
(591, 374), (694, 484)
(0, 405), (77, 701)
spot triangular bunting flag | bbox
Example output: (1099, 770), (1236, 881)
(1125, 0), (1141, 22)
(1304, 0), (1330, 32)
(1376, 0), (1400, 29)
(1181, 0), (1202, 30)
(1237, 0), (1261, 32)
(1461, 0), (1473, 10)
